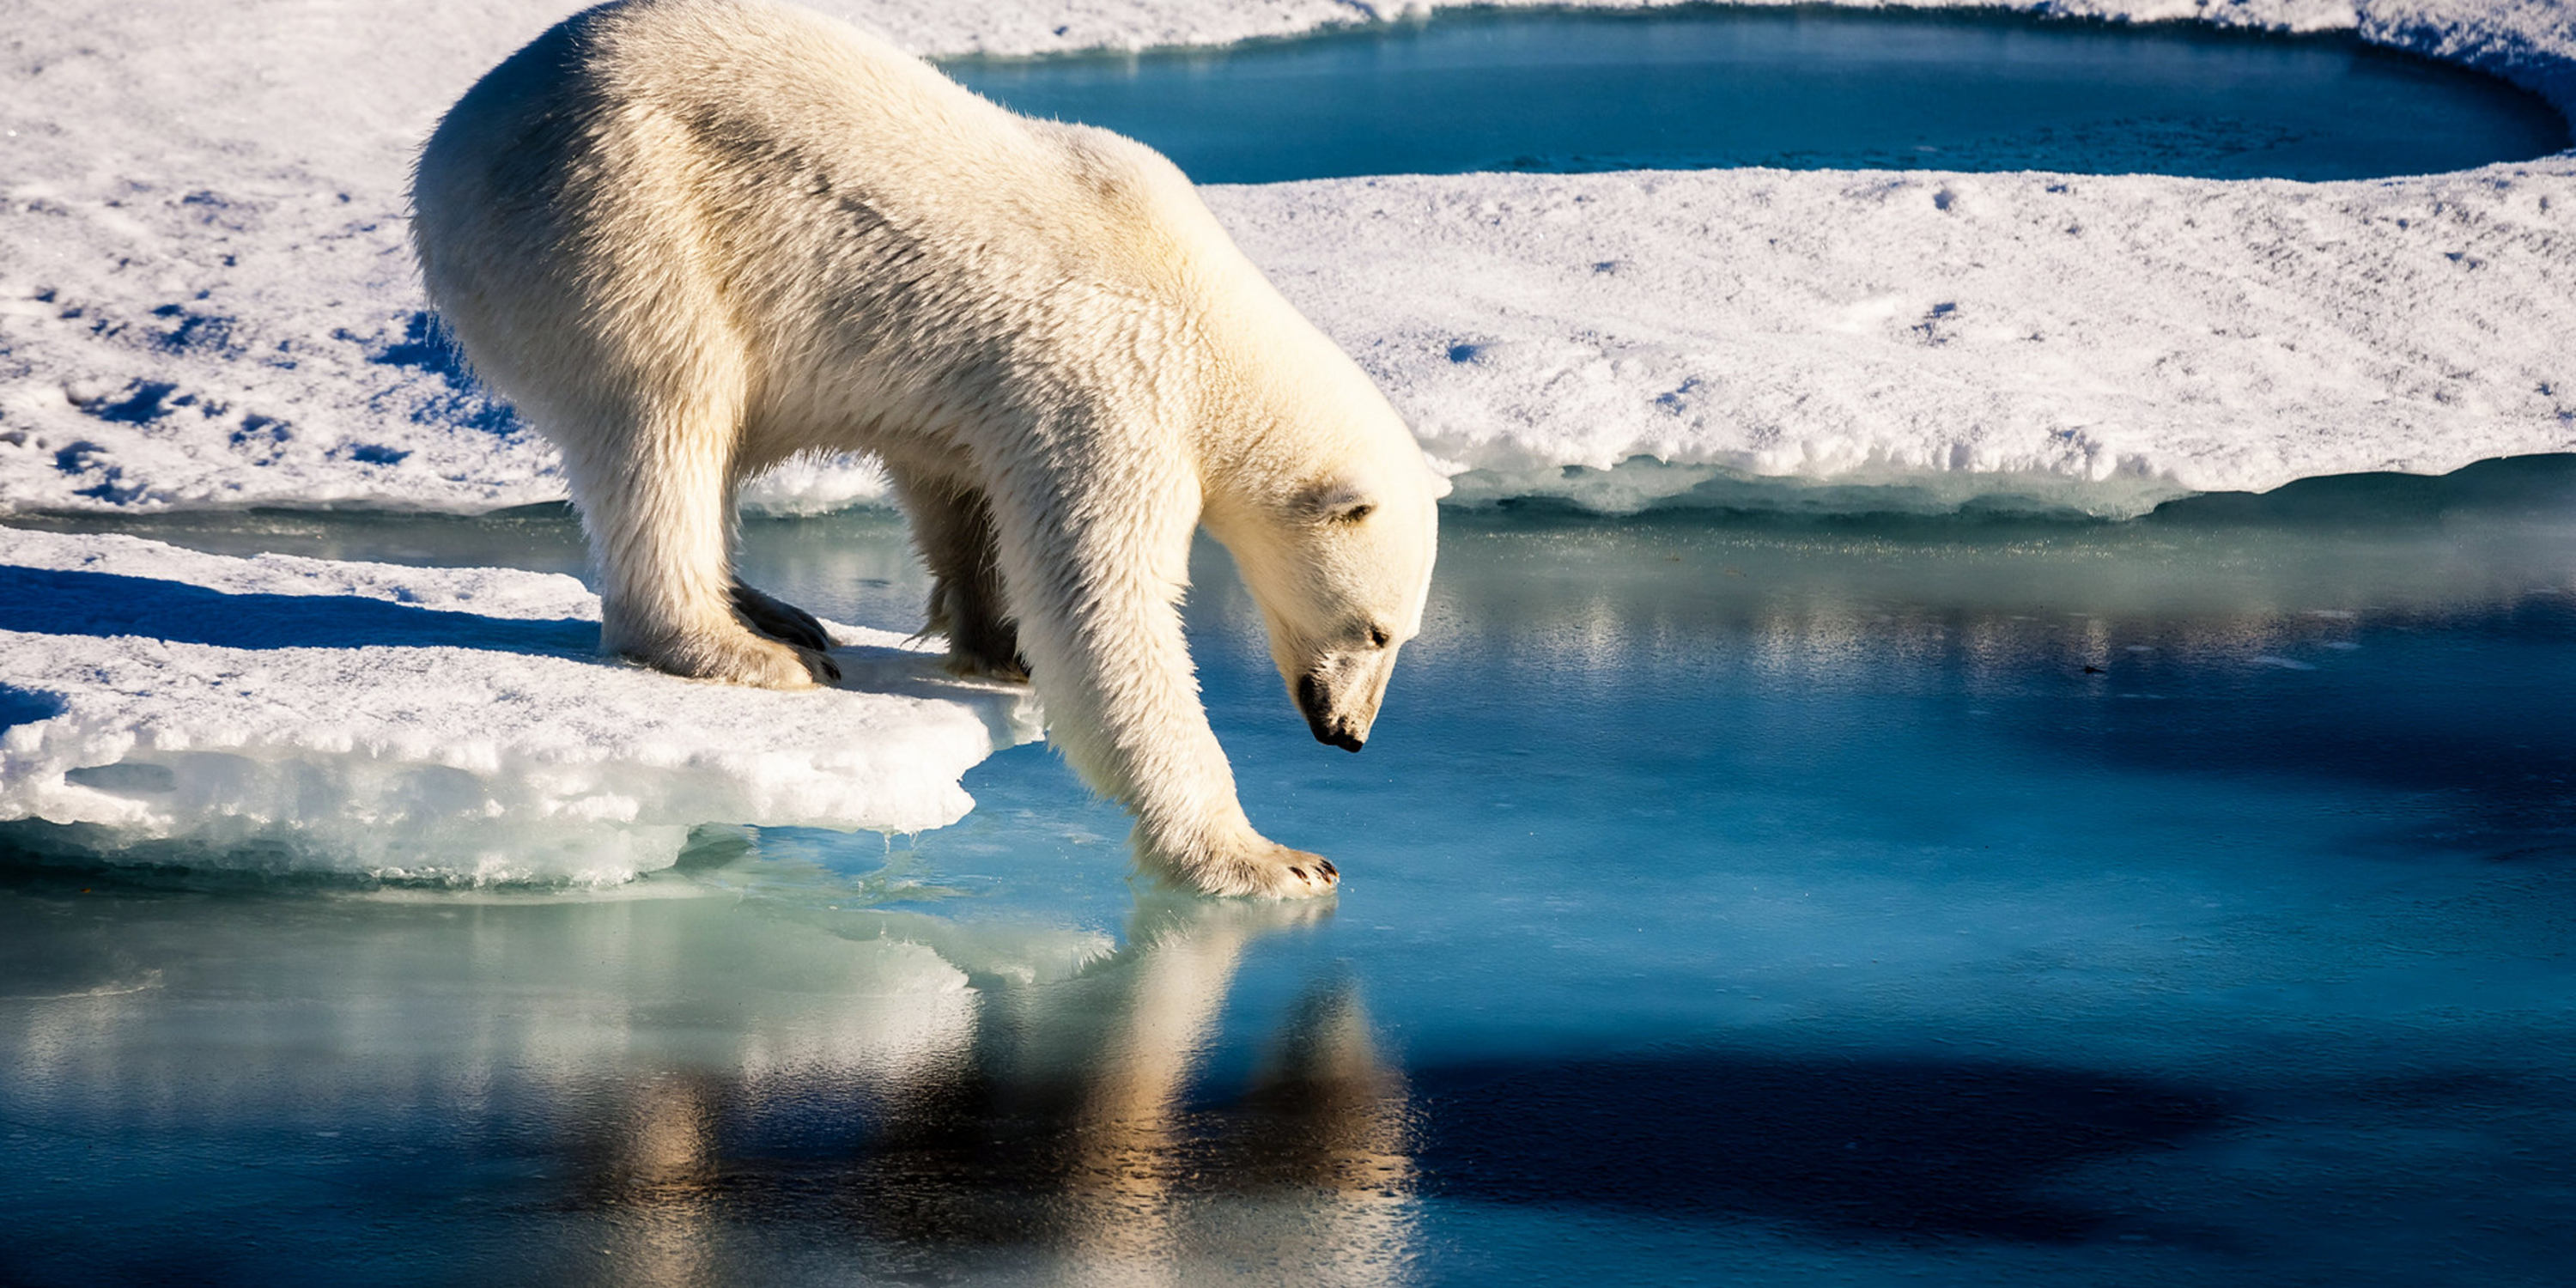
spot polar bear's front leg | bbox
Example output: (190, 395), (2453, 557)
(895, 477), (1027, 681)
(988, 473), (1335, 900)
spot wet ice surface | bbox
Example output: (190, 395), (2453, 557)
(6, 459), (2576, 1285)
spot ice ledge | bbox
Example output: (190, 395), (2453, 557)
(0, 528), (1041, 884)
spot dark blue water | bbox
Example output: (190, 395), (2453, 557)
(7, 458), (2576, 1285)
(945, 8), (2570, 181)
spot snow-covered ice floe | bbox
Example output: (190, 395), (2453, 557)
(0, 0), (2570, 519)
(0, 528), (1041, 884)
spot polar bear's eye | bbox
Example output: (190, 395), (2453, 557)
(1336, 502), (1375, 525)
(1368, 625), (1392, 648)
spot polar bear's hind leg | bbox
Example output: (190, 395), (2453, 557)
(563, 390), (840, 691)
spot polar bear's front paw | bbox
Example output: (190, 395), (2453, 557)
(940, 647), (1030, 683)
(1258, 848), (1340, 899)
(933, 618), (1029, 683)
(1149, 833), (1340, 900)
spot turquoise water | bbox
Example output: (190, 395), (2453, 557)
(945, 8), (2571, 182)
(7, 458), (2576, 1284)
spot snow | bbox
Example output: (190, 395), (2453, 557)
(0, 0), (2569, 519)
(0, 527), (1041, 884)
(1222, 161), (2576, 515)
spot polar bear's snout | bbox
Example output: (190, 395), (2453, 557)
(1294, 650), (1396, 752)
(1297, 674), (1364, 750)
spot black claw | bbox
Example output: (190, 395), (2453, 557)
(1317, 860), (1337, 879)
(733, 582), (834, 652)
(1288, 866), (1307, 881)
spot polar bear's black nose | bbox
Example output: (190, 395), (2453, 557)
(1297, 673), (1367, 752)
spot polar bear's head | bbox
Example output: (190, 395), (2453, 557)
(1218, 441), (1443, 754)
(1185, 252), (1446, 756)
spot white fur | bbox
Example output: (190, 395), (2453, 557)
(410, 0), (1439, 897)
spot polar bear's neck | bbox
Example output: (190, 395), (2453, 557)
(1187, 282), (1406, 531)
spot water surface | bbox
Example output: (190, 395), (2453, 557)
(7, 459), (2576, 1285)
(945, 7), (2571, 181)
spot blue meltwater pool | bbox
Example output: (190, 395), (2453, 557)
(6, 457), (2574, 1285)
(944, 7), (2570, 181)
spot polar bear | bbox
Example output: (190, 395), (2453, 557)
(411, 0), (1440, 898)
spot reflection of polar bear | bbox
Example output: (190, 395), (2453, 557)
(412, 0), (1438, 897)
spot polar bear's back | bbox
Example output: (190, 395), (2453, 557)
(413, 0), (1236, 459)
(419, 0), (1097, 258)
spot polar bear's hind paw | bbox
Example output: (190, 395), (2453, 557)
(731, 580), (834, 653)
(629, 629), (840, 690)
(788, 644), (841, 686)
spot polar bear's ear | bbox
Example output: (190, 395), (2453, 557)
(1297, 479), (1376, 525)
